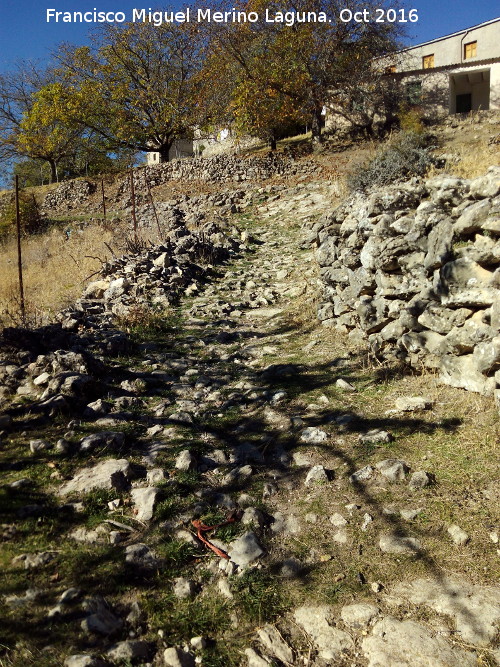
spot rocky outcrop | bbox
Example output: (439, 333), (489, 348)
(43, 180), (97, 210)
(314, 166), (500, 402)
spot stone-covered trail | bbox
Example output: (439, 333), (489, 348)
(0, 180), (499, 667)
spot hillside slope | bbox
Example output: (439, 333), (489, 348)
(0, 114), (499, 667)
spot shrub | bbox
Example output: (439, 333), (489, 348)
(398, 106), (426, 134)
(0, 191), (42, 240)
(348, 131), (434, 192)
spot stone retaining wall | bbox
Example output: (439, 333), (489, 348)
(313, 166), (500, 406)
(42, 154), (322, 212)
(143, 152), (321, 185)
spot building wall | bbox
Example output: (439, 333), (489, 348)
(146, 138), (194, 165)
(491, 62), (500, 110)
(400, 61), (500, 117)
(397, 19), (500, 71)
(364, 19), (500, 124)
(193, 128), (261, 158)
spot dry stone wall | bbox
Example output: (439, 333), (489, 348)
(314, 166), (500, 406)
(143, 152), (321, 185)
(42, 154), (322, 213)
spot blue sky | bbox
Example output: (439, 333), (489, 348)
(0, 0), (499, 70)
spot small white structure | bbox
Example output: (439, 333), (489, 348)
(388, 17), (500, 116)
(146, 138), (194, 165)
(193, 127), (260, 157)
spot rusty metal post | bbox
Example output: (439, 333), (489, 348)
(130, 169), (137, 238)
(144, 168), (162, 239)
(15, 175), (25, 322)
(101, 179), (106, 221)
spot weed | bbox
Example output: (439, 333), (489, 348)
(154, 539), (199, 575)
(115, 303), (174, 337)
(398, 106), (426, 134)
(83, 488), (123, 525)
(0, 222), (119, 328)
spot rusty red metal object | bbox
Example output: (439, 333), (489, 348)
(191, 514), (237, 560)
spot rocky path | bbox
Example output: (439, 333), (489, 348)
(1, 181), (499, 667)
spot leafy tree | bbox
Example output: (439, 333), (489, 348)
(0, 62), (51, 165)
(13, 158), (52, 187)
(231, 77), (307, 149)
(209, 0), (404, 142)
(17, 82), (86, 183)
(58, 21), (208, 162)
(0, 189), (41, 239)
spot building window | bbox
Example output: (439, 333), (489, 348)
(406, 80), (422, 104)
(422, 54), (434, 69)
(464, 41), (477, 59)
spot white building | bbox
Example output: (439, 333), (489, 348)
(389, 17), (500, 116)
(146, 138), (194, 165)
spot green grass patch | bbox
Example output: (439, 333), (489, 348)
(230, 570), (289, 625)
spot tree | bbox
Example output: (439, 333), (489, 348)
(0, 63), (132, 183)
(232, 77), (307, 149)
(58, 20), (208, 162)
(0, 62), (51, 165)
(208, 0), (405, 142)
(13, 158), (52, 187)
(16, 82), (86, 183)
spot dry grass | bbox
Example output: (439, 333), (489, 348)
(446, 143), (499, 179)
(0, 223), (121, 327)
(433, 112), (500, 179)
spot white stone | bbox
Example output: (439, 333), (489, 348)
(329, 513), (347, 527)
(300, 427), (328, 443)
(294, 605), (354, 660)
(163, 647), (195, 667)
(58, 459), (131, 496)
(379, 533), (422, 555)
(131, 487), (159, 522)
(228, 532), (264, 567)
(336, 378), (356, 391)
(376, 459), (408, 482)
(341, 603), (379, 629)
(173, 577), (196, 600)
(392, 576), (500, 646)
(395, 396), (433, 412)
(362, 617), (477, 667)
(305, 465), (329, 486)
(257, 624), (294, 664)
(244, 648), (271, 666)
(447, 524), (470, 546)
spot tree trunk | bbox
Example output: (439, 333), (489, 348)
(48, 159), (57, 184)
(269, 136), (277, 151)
(158, 143), (173, 163)
(311, 107), (324, 144)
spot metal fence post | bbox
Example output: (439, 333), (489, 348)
(144, 167), (162, 239)
(15, 175), (25, 323)
(101, 179), (106, 221)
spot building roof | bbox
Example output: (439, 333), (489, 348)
(401, 16), (500, 54)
